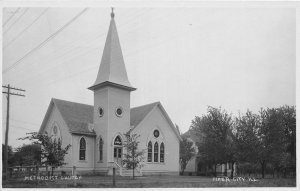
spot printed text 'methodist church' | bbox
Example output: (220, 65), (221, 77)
(38, 10), (182, 176)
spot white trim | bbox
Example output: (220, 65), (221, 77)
(156, 104), (182, 142)
(115, 107), (123, 117)
(133, 102), (182, 142)
(111, 133), (124, 146)
(39, 100), (55, 134)
(133, 103), (158, 130)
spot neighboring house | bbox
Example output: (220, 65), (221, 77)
(181, 130), (237, 177)
(38, 10), (181, 176)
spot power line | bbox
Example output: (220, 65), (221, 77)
(3, 8), (29, 35)
(11, 9), (156, 85)
(9, 124), (37, 132)
(3, 8), (20, 27)
(4, 8), (50, 49)
(8, 9), (153, 84)
(3, 8), (89, 74)
(10, 118), (40, 127)
(8, 8), (173, 88)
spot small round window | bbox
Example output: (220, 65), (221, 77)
(116, 107), (123, 117)
(154, 130), (160, 138)
(98, 107), (104, 117)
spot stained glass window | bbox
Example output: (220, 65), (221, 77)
(99, 137), (103, 161)
(148, 141), (152, 162)
(160, 142), (164, 163)
(114, 136), (122, 146)
(154, 142), (158, 162)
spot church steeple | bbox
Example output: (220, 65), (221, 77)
(89, 8), (136, 91)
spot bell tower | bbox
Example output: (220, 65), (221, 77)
(88, 8), (136, 168)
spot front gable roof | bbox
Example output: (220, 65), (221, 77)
(131, 102), (182, 142)
(39, 98), (95, 136)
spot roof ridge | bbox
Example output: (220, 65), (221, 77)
(52, 98), (159, 110)
(131, 101), (160, 110)
(52, 98), (92, 107)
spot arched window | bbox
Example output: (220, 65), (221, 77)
(154, 142), (158, 162)
(79, 138), (86, 160)
(160, 142), (165, 163)
(99, 137), (103, 161)
(114, 136), (122, 146)
(147, 141), (152, 162)
(113, 136), (122, 159)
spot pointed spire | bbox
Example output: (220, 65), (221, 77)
(89, 9), (136, 91)
(111, 7), (114, 18)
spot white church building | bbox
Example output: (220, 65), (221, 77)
(38, 10), (181, 176)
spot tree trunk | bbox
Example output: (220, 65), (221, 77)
(132, 148), (135, 180)
(180, 169), (184, 176)
(230, 161), (234, 179)
(261, 161), (265, 179)
(214, 164), (217, 177)
(51, 167), (54, 176)
(180, 162), (186, 176)
(132, 163), (135, 180)
(224, 163), (227, 177)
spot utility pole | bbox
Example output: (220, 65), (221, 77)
(2, 84), (25, 180)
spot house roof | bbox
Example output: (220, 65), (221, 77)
(39, 98), (159, 136)
(182, 129), (202, 143)
(51, 98), (95, 135)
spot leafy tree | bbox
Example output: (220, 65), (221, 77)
(2, 144), (15, 167)
(257, 108), (286, 178)
(234, 110), (261, 177)
(19, 132), (71, 175)
(179, 137), (195, 175)
(235, 111), (260, 162)
(278, 105), (296, 176)
(226, 130), (238, 178)
(122, 130), (145, 179)
(192, 106), (234, 177)
(14, 144), (41, 166)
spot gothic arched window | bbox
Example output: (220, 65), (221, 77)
(147, 141), (152, 162)
(154, 142), (158, 162)
(114, 136), (122, 146)
(99, 137), (103, 161)
(79, 137), (86, 160)
(160, 142), (165, 163)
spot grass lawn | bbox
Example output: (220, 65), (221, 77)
(2, 175), (296, 188)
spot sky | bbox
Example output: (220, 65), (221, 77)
(2, 6), (296, 148)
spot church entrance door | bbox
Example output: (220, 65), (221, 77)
(114, 147), (122, 166)
(113, 136), (123, 166)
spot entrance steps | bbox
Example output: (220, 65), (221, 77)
(116, 168), (143, 177)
